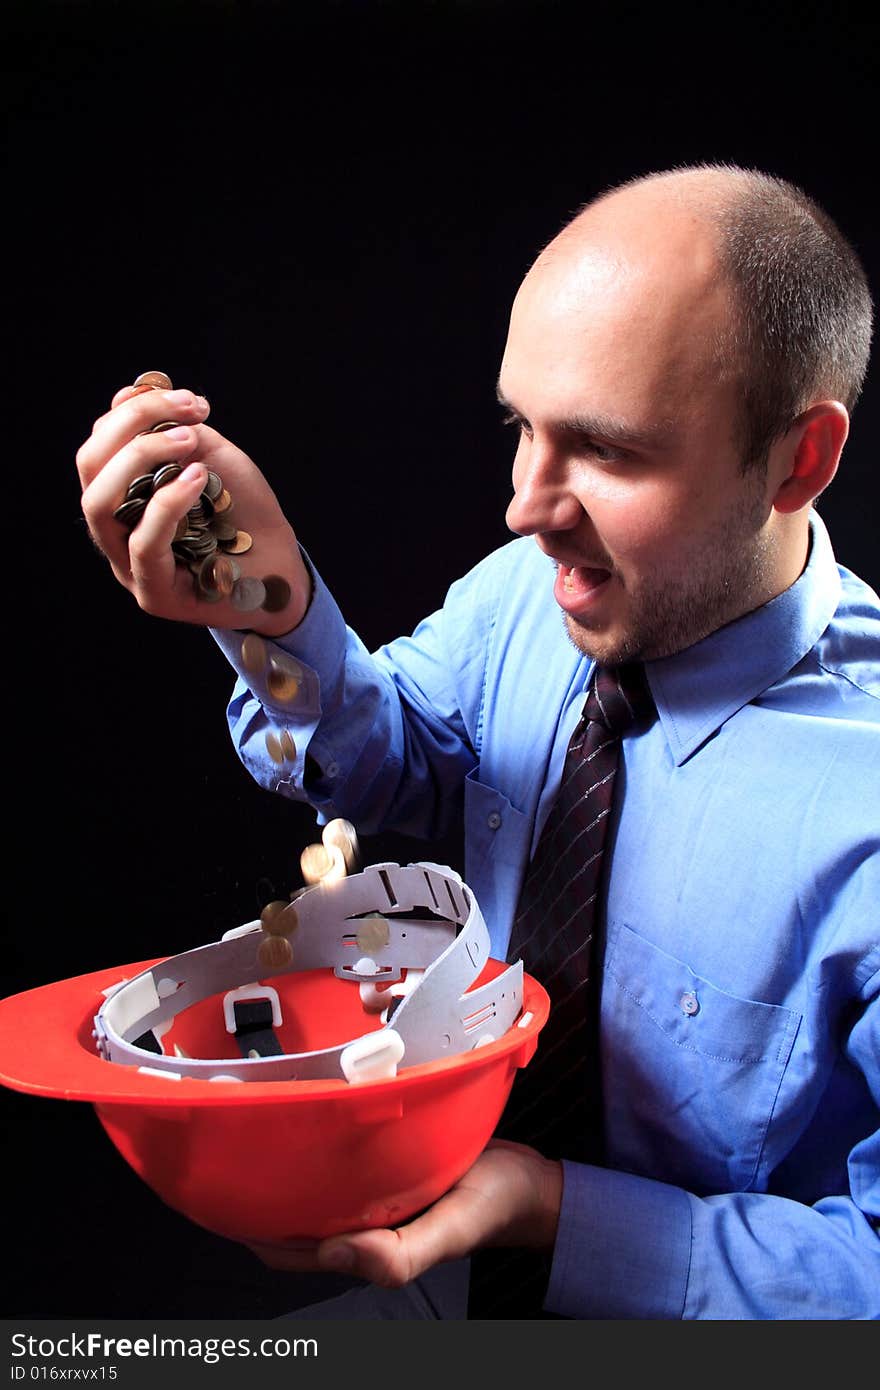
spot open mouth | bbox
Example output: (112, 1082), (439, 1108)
(552, 562), (614, 615)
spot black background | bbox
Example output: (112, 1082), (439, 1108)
(4, 0), (878, 1319)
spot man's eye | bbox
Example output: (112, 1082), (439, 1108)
(501, 410), (532, 437)
(584, 440), (620, 462)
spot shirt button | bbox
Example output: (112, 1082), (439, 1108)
(680, 990), (700, 1016)
(487, 811), (502, 830)
(325, 762), (340, 780)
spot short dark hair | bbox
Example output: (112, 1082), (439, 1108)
(588, 164), (875, 472)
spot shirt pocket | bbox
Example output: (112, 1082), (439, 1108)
(463, 767), (531, 958)
(603, 921), (802, 1193)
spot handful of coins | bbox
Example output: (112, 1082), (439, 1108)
(256, 818), (362, 971)
(113, 370), (292, 614)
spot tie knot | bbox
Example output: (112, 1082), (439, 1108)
(583, 663), (653, 735)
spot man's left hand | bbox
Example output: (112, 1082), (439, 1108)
(245, 1140), (563, 1287)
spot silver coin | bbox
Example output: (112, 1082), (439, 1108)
(203, 471), (223, 502)
(232, 577), (267, 611)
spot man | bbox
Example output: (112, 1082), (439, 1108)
(77, 164), (879, 1318)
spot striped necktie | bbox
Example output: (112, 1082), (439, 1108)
(468, 662), (654, 1317)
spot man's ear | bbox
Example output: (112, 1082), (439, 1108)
(772, 401), (849, 515)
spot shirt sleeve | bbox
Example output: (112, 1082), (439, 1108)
(208, 546), (493, 837)
(546, 962), (880, 1320)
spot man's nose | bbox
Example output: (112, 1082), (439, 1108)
(505, 442), (582, 536)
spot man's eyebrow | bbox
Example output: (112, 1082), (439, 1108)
(495, 382), (675, 451)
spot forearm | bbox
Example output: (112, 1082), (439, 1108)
(210, 548), (479, 838)
(548, 1162), (880, 1320)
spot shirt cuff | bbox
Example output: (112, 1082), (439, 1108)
(208, 548), (348, 722)
(545, 1161), (693, 1319)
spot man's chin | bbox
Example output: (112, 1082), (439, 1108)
(563, 613), (643, 667)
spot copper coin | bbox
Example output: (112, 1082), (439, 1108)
(113, 497), (148, 526)
(257, 935), (293, 970)
(152, 463), (183, 489)
(149, 419), (179, 434)
(267, 658), (300, 703)
(261, 575), (292, 614)
(126, 473), (156, 499)
(240, 632), (267, 675)
(133, 371), (173, 390)
(280, 730), (297, 760)
(129, 383), (157, 397)
(265, 732), (285, 764)
(212, 488), (233, 514)
(225, 530), (253, 555)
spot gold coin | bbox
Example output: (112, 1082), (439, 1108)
(226, 530), (253, 555)
(322, 818), (359, 873)
(257, 934), (293, 970)
(267, 658), (300, 703)
(260, 900), (298, 937)
(356, 914), (390, 954)
(133, 370), (173, 390)
(265, 732), (285, 764)
(240, 632), (267, 675)
(280, 729), (297, 760)
(300, 842), (345, 885)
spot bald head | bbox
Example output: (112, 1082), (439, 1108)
(522, 164), (873, 471)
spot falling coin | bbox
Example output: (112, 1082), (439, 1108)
(356, 913), (390, 954)
(261, 575), (292, 614)
(280, 730), (297, 760)
(232, 577), (267, 611)
(260, 900), (299, 937)
(267, 657), (300, 703)
(300, 841), (345, 885)
(240, 632), (267, 675)
(265, 732), (285, 764)
(322, 818), (360, 874)
(257, 935), (293, 970)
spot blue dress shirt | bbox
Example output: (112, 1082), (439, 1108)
(212, 511), (880, 1319)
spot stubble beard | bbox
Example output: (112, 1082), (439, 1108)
(562, 486), (778, 666)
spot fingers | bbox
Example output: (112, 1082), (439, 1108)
(77, 388), (210, 490)
(127, 462), (208, 605)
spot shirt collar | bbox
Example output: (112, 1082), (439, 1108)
(644, 512), (842, 766)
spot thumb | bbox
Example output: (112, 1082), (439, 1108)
(318, 1189), (479, 1289)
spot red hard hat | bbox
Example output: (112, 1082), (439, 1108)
(0, 862), (548, 1244)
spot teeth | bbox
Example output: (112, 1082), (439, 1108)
(562, 569), (575, 592)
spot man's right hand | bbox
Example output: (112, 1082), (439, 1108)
(77, 381), (312, 637)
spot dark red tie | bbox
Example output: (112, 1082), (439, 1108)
(467, 662), (654, 1317)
